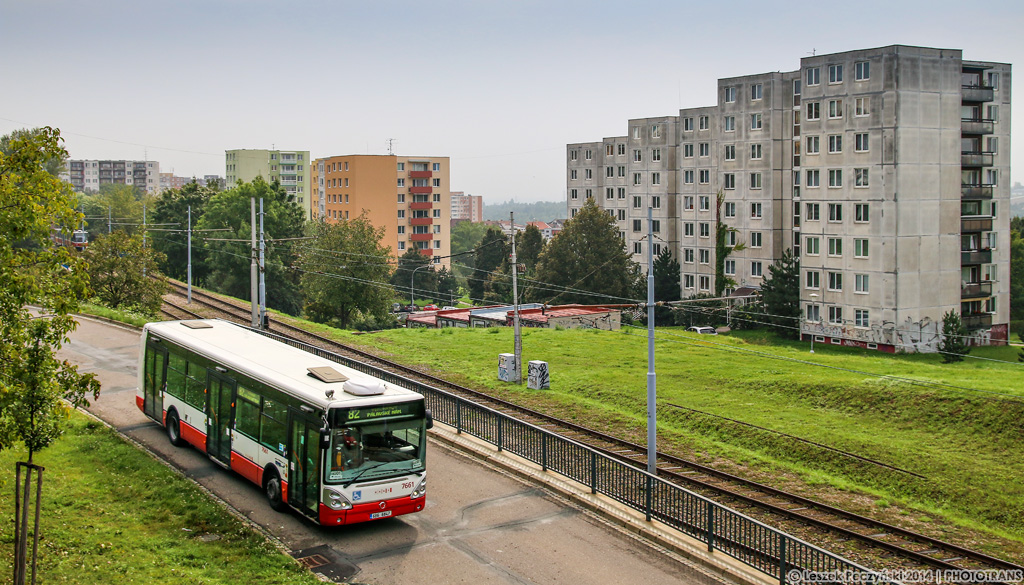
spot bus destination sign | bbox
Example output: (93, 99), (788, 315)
(343, 402), (420, 423)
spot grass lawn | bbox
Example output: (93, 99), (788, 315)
(312, 322), (1024, 554)
(0, 412), (321, 585)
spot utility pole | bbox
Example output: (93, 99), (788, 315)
(250, 198), (259, 328)
(510, 212), (522, 385)
(646, 206), (657, 474)
(258, 198), (267, 329)
(142, 205), (147, 277)
(108, 206), (112, 234)
(186, 206), (192, 304)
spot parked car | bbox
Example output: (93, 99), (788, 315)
(687, 326), (717, 335)
(423, 304), (439, 311)
(442, 306), (457, 311)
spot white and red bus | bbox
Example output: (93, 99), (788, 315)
(137, 319), (429, 525)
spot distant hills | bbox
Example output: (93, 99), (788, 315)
(482, 199), (567, 222)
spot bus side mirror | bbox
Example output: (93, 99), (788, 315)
(319, 427), (331, 449)
(425, 410), (434, 430)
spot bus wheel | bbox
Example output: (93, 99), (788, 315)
(264, 472), (287, 512)
(166, 410), (186, 447)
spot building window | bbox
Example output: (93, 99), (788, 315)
(806, 303), (820, 322)
(806, 270), (820, 289)
(724, 202), (736, 217)
(751, 113), (762, 130)
(699, 170), (710, 184)
(727, 231), (737, 246)
(855, 61), (870, 81)
(806, 135), (820, 155)
(828, 169), (843, 188)
(855, 97), (869, 117)
(634, 242), (642, 255)
(724, 116), (735, 132)
(633, 219), (642, 232)
(606, 144), (614, 156)
(855, 238), (869, 258)
(699, 275), (710, 291)
(398, 241), (405, 250)
(828, 306), (843, 324)
(855, 273), (869, 293)
(751, 83), (763, 101)
(633, 196), (642, 208)
(652, 220), (660, 233)
(828, 237), (842, 256)
(571, 169), (577, 180)
(750, 231), (762, 247)
(684, 170), (694, 184)
(652, 172), (661, 185)
(618, 166), (626, 177)
(433, 178), (441, 187)
(699, 115), (709, 130)
(684, 274), (695, 288)
(806, 169), (820, 187)
(750, 173), (762, 190)
(699, 249), (710, 264)
(828, 203), (843, 222)
(586, 189), (593, 199)
(433, 209), (441, 217)
(828, 99), (843, 119)
(653, 243), (662, 255)
(633, 173), (642, 185)
(855, 309), (869, 328)
(699, 143), (709, 157)
(397, 162), (405, 171)
(855, 168), (869, 187)
(699, 223), (710, 238)
(652, 148), (661, 162)
(725, 259), (736, 275)
(397, 178), (406, 187)
(684, 144), (694, 158)
(618, 187), (626, 199)
(684, 197), (694, 211)
(633, 149), (642, 162)
(433, 162), (441, 171)
(855, 203), (870, 222)
(652, 195), (661, 209)
(606, 187), (615, 200)
(570, 189), (578, 200)
(806, 102), (820, 121)
(725, 87), (736, 103)
(751, 261), (763, 277)
(632, 127), (641, 139)
(855, 133), (869, 152)
(806, 203), (820, 220)
(397, 210), (405, 218)
(651, 125), (661, 138)
(699, 196), (710, 211)
(724, 173), (736, 190)
(684, 248), (694, 263)
(618, 209), (626, 221)
(398, 193), (405, 203)
(828, 135), (842, 153)
(683, 117), (694, 131)
(725, 145), (736, 160)
(607, 166), (614, 178)
(828, 64), (843, 84)
(750, 202), (762, 218)
(751, 144), (762, 160)
(828, 272), (843, 292)
(805, 236), (820, 255)
(807, 67), (820, 86)
(585, 169), (592, 179)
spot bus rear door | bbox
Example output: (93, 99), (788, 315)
(287, 408), (322, 521)
(143, 341), (167, 422)
(206, 371), (235, 467)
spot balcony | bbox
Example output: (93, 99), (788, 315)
(961, 184), (994, 199)
(409, 217), (432, 226)
(961, 118), (995, 135)
(409, 201), (432, 210)
(963, 313), (993, 329)
(409, 186), (432, 194)
(961, 151), (994, 167)
(410, 233), (433, 242)
(961, 249), (992, 264)
(418, 248), (434, 257)
(961, 85), (994, 103)
(409, 170), (432, 179)
(961, 281), (993, 299)
(961, 217), (993, 232)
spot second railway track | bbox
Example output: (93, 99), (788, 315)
(161, 280), (1022, 579)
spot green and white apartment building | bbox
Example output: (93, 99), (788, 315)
(567, 45), (1011, 352)
(225, 149), (313, 220)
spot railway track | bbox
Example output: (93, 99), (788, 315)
(161, 281), (1022, 579)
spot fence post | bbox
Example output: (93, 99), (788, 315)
(645, 474), (653, 522)
(779, 535), (788, 585)
(542, 434), (547, 472)
(590, 451), (597, 494)
(707, 500), (715, 552)
(497, 415), (503, 452)
(455, 400), (462, 434)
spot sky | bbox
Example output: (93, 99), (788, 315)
(2, 0), (1022, 203)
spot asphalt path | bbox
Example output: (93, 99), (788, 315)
(59, 316), (718, 585)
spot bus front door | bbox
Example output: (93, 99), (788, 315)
(143, 342), (167, 422)
(206, 372), (235, 466)
(287, 409), (322, 521)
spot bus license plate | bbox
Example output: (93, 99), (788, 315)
(370, 510), (392, 520)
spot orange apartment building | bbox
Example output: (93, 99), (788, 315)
(311, 155), (452, 269)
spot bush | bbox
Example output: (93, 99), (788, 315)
(349, 312), (401, 332)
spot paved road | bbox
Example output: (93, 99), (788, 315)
(60, 317), (719, 585)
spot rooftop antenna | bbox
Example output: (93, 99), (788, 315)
(387, 138), (396, 155)
(809, 48), (816, 56)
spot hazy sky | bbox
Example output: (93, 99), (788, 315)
(2, 0), (1021, 203)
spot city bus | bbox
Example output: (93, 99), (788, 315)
(136, 319), (429, 525)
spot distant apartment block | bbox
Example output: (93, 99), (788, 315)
(567, 45), (1011, 351)
(63, 160), (161, 194)
(225, 149), (312, 220)
(450, 191), (484, 223)
(311, 155), (452, 268)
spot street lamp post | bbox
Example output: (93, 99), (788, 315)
(411, 263), (430, 308)
(809, 293), (818, 353)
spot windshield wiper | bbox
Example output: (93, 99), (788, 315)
(343, 462), (389, 487)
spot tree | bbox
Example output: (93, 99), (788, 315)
(529, 199), (636, 305)
(150, 180), (216, 282)
(516, 224), (545, 272)
(652, 248), (681, 325)
(298, 217), (394, 328)
(197, 177), (305, 316)
(1010, 230), (1024, 323)
(435, 266), (459, 306)
(391, 247), (436, 305)
(0, 127), (67, 177)
(468, 226), (508, 303)
(759, 249), (801, 339)
(714, 190), (746, 296)
(938, 310), (970, 363)
(80, 183), (147, 240)
(85, 231), (168, 314)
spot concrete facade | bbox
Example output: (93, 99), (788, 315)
(311, 155), (452, 269)
(225, 149), (312, 220)
(63, 160), (161, 194)
(450, 191), (483, 223)
(567, 45), (1011, 351)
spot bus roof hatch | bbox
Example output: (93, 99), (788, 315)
(307, 366), (349, 383)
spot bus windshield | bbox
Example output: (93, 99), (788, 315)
(325, 418), (424, 485)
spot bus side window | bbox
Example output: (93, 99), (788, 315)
(260, 399), (287, 454)
(186, 363), (207, 407)
(235, 385), (260, 438)
(165, 352), (187, 398)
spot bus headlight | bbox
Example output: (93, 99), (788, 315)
(324, 488), (352, 510)
(411, 477), (426, 499)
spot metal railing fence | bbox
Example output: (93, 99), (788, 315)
(252, 327), (894, 585)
